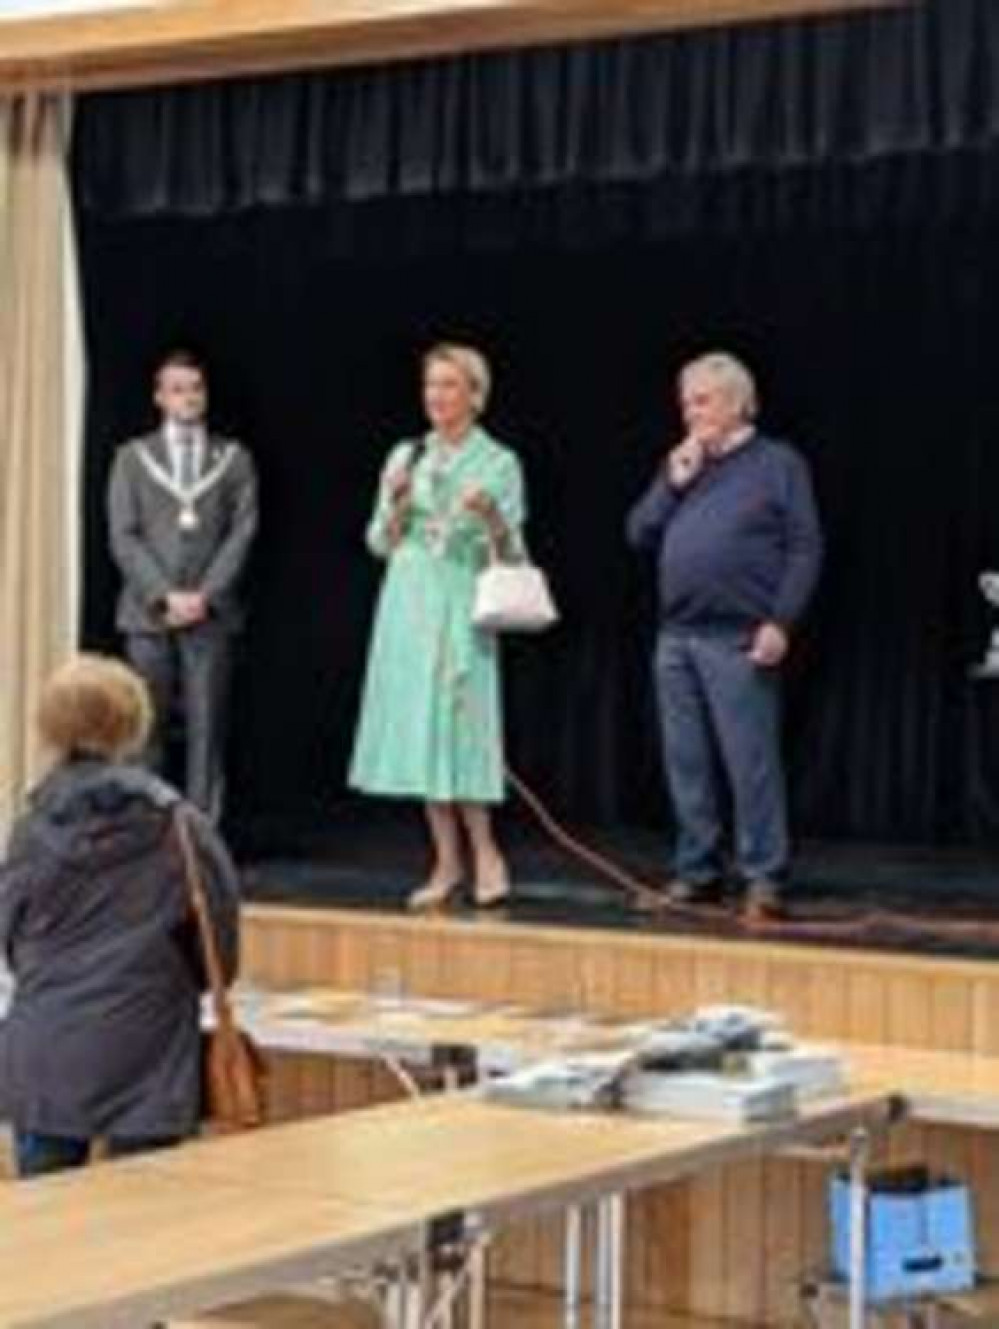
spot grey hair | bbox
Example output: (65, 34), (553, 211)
(424, 342), (492, 416)
(680, 351), (758, 420)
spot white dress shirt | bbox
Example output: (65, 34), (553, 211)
(164, 419), (206, 490)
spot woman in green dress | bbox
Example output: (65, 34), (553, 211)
(349, 343), (525, 910)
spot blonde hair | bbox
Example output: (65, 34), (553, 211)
(424, 342), (492, 416)
(37, 654), (152, 762)
(680, 351), (759, 421)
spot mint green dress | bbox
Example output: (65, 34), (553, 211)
(349, 427), (526, 804)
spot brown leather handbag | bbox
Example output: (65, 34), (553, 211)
(174, 808), (267, 1131)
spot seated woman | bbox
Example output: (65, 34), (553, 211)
(349, 342), (526, 910)
(0, 654), (240, 1178)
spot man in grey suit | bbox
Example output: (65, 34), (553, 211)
(108, 350), (258, 822)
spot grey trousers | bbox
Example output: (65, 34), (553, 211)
(126, 623), (233, 823)
(654, 630), (789, 884)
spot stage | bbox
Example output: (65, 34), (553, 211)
(239, 810), (999, 960)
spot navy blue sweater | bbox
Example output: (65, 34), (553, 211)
(626, 433), (822, 633)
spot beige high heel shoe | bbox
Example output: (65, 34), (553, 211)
(472, 859), (511, 909)
(407, 875), (461, 911)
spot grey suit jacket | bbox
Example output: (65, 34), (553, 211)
(108, 429), (258, 634)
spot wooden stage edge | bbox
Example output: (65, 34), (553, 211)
(0, 0), (903, 95)
(243, 903), (999, 1057)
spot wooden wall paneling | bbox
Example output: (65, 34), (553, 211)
(725, 954), (772, 1012)
(691, 952), (733, 1009)
(969, 1129), (999, 1278)
(644, 1181), (693, 1312)
(886, 972), (935, 1048)
(931, 975), (976, 1054)
(686, 1163), (729, 1318)
(972, 979), (999, 1056)
(722, 1158), (767, 1322)
(764, 957), (811, 1035)
(797, 1153), (833, 1312)
(845, 965), (890, 1043)
(804, 959), (850, 1038)
(610, 947), (660, 1018)
(652, 948), (696, 1018)
(761, 1158), (806, 1323)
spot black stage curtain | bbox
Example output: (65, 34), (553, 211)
(75, 0), (999, 225)
(72, 0), (999, 850)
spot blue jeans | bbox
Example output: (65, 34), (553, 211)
(14, 1131), (181, 1179)
(654, 630), (789, 883)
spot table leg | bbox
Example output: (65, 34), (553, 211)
(468, 1241), (487, 1329)
(563, 1205), (583, 1329)
(594, 1194), (624, 1329)
(606, 1193), (624, 1329)
(848, 1128), (870, 1329)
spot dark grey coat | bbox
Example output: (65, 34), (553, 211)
(108, 430), (258, 634)
(0, 760), (239, 1140)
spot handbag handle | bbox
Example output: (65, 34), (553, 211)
(484, 512), (528, 566)
(173, 808), (237, 1037)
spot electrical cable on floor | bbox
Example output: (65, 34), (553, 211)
(504, 762), (999, 948)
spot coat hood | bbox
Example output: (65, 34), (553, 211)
(20, 760), (179, 873)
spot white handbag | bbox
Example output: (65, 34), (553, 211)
(472, 557), (558, 633)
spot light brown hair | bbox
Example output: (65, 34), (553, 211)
(38, 654), (152, 761)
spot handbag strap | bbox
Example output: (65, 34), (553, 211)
(173, 807), (237, 1036)
(485, 529), (528, 566)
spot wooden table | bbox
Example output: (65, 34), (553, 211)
(0, 1163), (420, 1329)
(843, 1042), (999, 1129)
(228, 985), (649, 1077)
(0, 1087), (893, 1329)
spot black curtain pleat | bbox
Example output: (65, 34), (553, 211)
(73, 0), (999, 225)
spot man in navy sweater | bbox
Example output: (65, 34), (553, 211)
(627, 351), (822, 922)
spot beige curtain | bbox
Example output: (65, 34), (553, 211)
(0, 93), (84, 843)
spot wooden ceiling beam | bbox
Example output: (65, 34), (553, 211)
(0, 0), (907, 94)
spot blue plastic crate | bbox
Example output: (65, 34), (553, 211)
(829, 1166), (976, 1303)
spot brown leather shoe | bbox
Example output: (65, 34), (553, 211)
(742, 879), (783, 926)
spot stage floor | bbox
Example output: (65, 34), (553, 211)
(240, 809), (999, 959)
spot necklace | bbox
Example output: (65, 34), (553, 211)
(423, 436), (471, 558)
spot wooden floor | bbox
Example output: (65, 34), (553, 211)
(491, 1290), (731, 1327)
(172, 1287), (732, 1328)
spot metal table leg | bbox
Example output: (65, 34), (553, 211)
(562, 1205), (583, 1329)
(467, 1241), (487, 1329)
(593, 1194), (624, 1329)
(848, 1128), (870, 1329)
